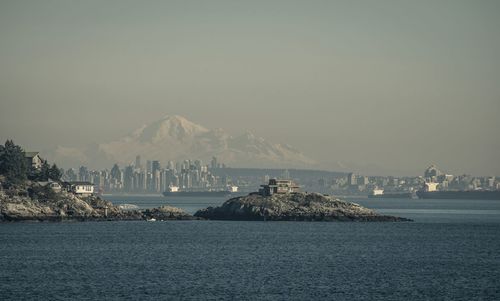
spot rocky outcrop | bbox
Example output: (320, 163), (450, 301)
(142, 206), (199, 220)
(194, 192), (411, 222)
(0, 190), (143, 222)
(0, 188), (193, 222)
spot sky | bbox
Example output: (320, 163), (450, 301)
(0, 0), (499, 176)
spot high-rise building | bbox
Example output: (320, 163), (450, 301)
(152, 160), (161, 173)
(135, 155), (141, 170)
(123, 166), (134, 192)
(151, 161), (161, 192)
(347, 173), (357, 186)
(425, 165), (442, 180)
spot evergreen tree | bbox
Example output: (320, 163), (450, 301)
(0, 140), (27, 183)
(39, 160), (50, 181)
(48, 164), (62, 181)
(27, 165), (39, 181)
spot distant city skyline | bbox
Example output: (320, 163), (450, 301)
(62, 155), (500, 196)
(1, 1), (499, 176)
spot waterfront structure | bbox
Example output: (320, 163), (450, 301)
(67, 181), (94, 196)
(260, 179), (300, 196)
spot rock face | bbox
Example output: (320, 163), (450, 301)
(195, 192), (411, 222)
(0, 190), (142, 222)
(142, 206), (198, 220)
(0, 188), (194, 222)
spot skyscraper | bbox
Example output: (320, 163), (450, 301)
(135, 155), (141, 170)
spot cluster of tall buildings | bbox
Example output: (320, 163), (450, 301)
(312, 165), (500, 195)
(62, 156), (230, 194)
(61, 159), (499, 196)
(422, 165), (499, 191)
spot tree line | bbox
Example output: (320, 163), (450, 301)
(0, 140), (62, 185)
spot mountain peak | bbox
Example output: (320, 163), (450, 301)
(81, 114), (317, 169)
(162, 114), (189, 123)
(137, 115), (209, 143)
(161, 115), (205, 129)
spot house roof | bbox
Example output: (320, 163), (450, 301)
(37, 181), (61, 186)
(24, 152), (39, 158)
(67, 181), (94, 185)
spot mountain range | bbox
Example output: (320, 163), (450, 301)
(50, 115), (317, 169)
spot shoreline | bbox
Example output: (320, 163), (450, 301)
(101, 193), (163, 197)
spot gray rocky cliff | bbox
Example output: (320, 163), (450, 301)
(0, 189), (141, 221)
(0, 187), (193, 222)
(142, 205), (198, 220)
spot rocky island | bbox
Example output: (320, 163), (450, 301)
(195, 192), (411, 222)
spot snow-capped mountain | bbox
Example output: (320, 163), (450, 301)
(51, 115), (316, 168)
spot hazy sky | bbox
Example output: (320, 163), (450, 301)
(1, 0), (499, 176)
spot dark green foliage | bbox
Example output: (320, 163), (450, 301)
(0, 140), (27, 184)
(27, 166), (38, 181)
(28, 161), (62, 181)
(0, 140), (62, 183)
(39, 160), (50, 181)
(49, 164), (62, 181)
(28, 184), (60, 202)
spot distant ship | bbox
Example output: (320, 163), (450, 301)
(368, 188), (413, 199)
(416, 190), (500, 200)
(162, 185), (238, 198)
(368, 192), (413, 199)
(415, 182), (500, 200)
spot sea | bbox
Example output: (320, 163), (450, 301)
(1, 195), (499, 300)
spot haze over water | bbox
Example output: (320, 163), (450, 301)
(1, 1), (499, 175)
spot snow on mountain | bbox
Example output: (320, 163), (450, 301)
(51, 115), (316, 168)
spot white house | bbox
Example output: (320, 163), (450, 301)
(68, 181), (94, 195)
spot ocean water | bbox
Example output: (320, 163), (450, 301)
(1, 197), (500, 300)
